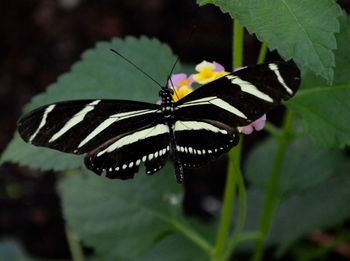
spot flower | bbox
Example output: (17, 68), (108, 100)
(192, 61), (229, 84)
(168, 73), (194, 102)
(238, 114), (266, 135)
(168, 73), (194, 88)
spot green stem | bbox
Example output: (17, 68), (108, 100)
(218, 37), (269, 261)
(257, 42), (268, 64)
(213, 142), (242, 261)
(212, 19), (244, 261)
(221, 40), (270, 261)
(222, 161), (247, 260)
(233, 20), (244, 69)
(237, 232), (261, 243)
(65, 225), (85, 261)
(264, 122), (281, 138)
(252, 111), (294, 261)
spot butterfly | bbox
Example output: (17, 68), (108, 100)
(18, 61), (300, 183)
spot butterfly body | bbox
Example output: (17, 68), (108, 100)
(18, 62), (300, 183)
(159, 87), (184, 182)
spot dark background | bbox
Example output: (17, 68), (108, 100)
(1, 0), (349, 259)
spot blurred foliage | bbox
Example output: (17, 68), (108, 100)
(0, 239), (31, 261)
(245, 137), (350, 255)
(60, 165), (212, 260)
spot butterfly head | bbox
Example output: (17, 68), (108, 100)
(159, 87), (174, 103)
(159, 87), (175, 118)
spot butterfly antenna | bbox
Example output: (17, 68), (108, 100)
(168, 76), (180, 101)
(165, 26), (197, 96)
(110, 49), (163, 89)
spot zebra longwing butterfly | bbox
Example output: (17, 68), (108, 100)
(18, 61), (300, 183)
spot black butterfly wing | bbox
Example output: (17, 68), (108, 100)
(173, 62), (300, 168)
(18, 99), (170, 179)
(175, 62), (301, 127)
(18, 99), (161, 154)
(173, 119), (239, 168)
(85, 121), (171, 179)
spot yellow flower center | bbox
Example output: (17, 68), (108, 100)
(201, 68), (216, 79)
(172, 85), (193, 102)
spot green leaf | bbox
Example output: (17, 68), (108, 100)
(333, 14), (350, 85)
(286, 15), (350, 148)
(1, 36), (178, 172)
(298, 14), (350, 89)
(60, 165), (210, 260)
(0, 134), (82, 171)
(196, 0), (255, 32)
(245, 137), (348, 195)
(288, 85), (350, 148)
(243, 136), (350, 255)
(141, 235), (208, 261)
(27, 36), (177, 111)
(250, 0), (341, 82)
(270, 170), (350, 256)
(197, 0), (342, 82)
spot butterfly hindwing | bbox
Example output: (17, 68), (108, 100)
(84, 122), (171, 179)
(18, 99), (161, 154)
(175, 62), (300, 127)
(173, 120), (239, 168)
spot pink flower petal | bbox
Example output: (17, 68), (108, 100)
(233, 66), (247, 72)
(213, 61), (225, 72)
(240, 115), (267, 135)
(168, 73), (187, 88)
(242, 125), (253, 135)
(252, 115), (266, 131)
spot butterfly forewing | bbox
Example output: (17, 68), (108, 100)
(18, 99), (161, 154)
(175, 62), (300, 127)
(85, 122), (171, 179)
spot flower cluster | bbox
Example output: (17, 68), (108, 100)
(168, 73), (194, 102)
(168, 61), (266, 134)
